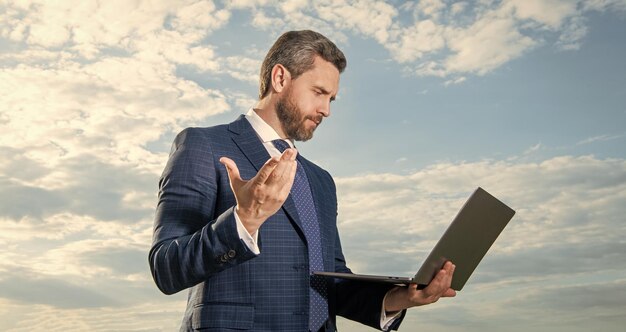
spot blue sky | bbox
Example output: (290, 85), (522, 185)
(0, 1), (625, 331)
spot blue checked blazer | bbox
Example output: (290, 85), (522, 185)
(149, 115), (405, 331)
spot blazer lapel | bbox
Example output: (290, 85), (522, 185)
(228, 115), (271, 172)
(228, 116), (305, 238)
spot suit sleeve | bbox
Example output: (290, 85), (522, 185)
(148, 128), (257, 295)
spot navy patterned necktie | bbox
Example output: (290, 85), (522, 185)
(272, 139), (328, 332)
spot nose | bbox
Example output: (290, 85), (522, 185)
(318, 100), (331, 118)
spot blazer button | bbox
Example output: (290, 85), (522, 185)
(220, 254), (228, 262)
(228, 249), (236, 258)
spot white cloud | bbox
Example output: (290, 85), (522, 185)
(0, 58), (229, 176)
(331, 154), (626, 329)
(9, 0), (172, 49)
(450, 1), (469, 16)
(577, 133), (625, 145)
(444, 76), (467, 86)
(0, 300), (186, 332)
(523, 142), (543, 154)
(1, 0), (231, 67)
(387, 19), (446, 63)
(415, 0), (447, 21)
(335, 155), (626, 273)
(414, 60), (447, 77)
(34, 238), (146, 278)
(370, 0), (566, 78)
(583, 0), (626, 12)
(443, 14), (536, 75)
(557, 14), (589, 50)
(3, 0), (623, 83)
(223, 55), (262, 83)
(133, 30), (222, 72)
(500, 278), (626, 327)
(0, 214), (90, 242)
(171, 1), (231, 34)
(314, 0), (399, 44)
(0, 1), (239, 183)
(251, 9), (273, 28)
(325, 0), (619, 79)
(503, 0), (578, 29)
(280, 0), (309, 13)
(228, 91), (259, 110)
(227, 0), (272, 9)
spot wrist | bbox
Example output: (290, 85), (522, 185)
(384, 287), (407, 313)
(234, 206), (263, 234)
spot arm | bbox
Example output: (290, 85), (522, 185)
(149, 128), (298, 295)
(148, 128), (257, 295)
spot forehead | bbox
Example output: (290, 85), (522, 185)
(294, 56), (340, 94)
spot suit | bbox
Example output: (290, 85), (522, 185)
(149, 115), (405, 331)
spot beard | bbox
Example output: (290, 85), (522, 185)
(275, 88), (323, 142)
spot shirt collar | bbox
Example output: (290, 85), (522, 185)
(245, 108), (295, 148)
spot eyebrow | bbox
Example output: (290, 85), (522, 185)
(314, 85), (336, 101)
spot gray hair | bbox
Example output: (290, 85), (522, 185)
(258, 30), (347, 99)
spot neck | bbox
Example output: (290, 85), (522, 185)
(254, 97), (288, 139)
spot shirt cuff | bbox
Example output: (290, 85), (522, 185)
(380, 289), (402, 331)
(234, 207), (260, 254)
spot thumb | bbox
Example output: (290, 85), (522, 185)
(219, 157), (244, 191)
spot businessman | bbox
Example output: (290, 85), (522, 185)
(149, 30), (456, 332)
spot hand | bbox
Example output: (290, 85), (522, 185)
(219, 149), (298, 234)
(384, 261), (457, 313)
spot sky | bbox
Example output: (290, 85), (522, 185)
(0, 0), (625, 331)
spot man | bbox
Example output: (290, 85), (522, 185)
(149, 30), (456, 332)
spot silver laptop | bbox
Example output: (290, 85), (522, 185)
(314, 187), (515, 291)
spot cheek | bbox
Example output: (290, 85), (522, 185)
(289, 87), (317, 114)
(309, 95), (328, 110)
(294, 97), (315, 115)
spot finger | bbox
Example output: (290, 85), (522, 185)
(251, 156), (280, 186)
(220, 157), (244, 191)
(435, 262), (454, 288)
(443, 263), (455, 288)
(276, 156), (298, 198)
(266, 149), (296, 185)
(424, 268), (448, 296)
(290, 148), (298, 160)
(282, 149), (297, 180)
(442, 288), (457, 297)
(435, 268), (447, 282)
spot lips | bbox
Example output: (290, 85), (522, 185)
(310, 116), (323, 126)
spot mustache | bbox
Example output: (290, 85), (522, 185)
(306, 115), (324, 125)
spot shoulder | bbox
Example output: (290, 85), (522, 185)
(172, 115), (250, 148)
(174, 124), (229, 143)
(170, 124), (232, 152)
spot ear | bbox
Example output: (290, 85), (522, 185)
(270, 64), (291, 93)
